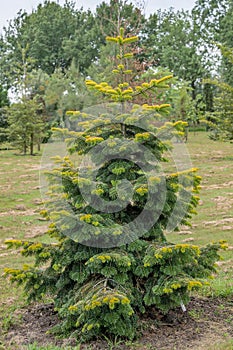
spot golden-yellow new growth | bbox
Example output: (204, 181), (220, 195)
(187, 280), (202, 291)
(80, 214), (92, 223)
(135, 187), (148, 196)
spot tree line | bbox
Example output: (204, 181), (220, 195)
(0, 0), (233, 154)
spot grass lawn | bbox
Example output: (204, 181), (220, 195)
(0, 151), (46, 329)
(0, 132), (232, 349)
(169, 132), (233, 298)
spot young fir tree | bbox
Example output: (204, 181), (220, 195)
(5, 30), (226, 341)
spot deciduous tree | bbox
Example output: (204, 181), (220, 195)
(205, 44), (233, 141)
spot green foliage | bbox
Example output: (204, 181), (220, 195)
(44, 62), (93, 127)
(6, 97), (44, 154)
(95, 0), (145, 38)
(0, 108), (9, 144)
(170, 83), (207, 139)
(0, 75), (10, 144)
(0, 0), (146, 91)
(193, 0), (233, 86)
(204, 44), (233, 141)
(2, 44), (47, 153)
(142, 9), (210, 101)
(4, 30), (225, 342)
(0, 85), (9, 108)
(0, 1), (101, 88)
(217, 1), (233, 86)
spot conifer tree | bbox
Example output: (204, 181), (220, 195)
(7, 98), (44, 155)
(5, 30), (226, 341)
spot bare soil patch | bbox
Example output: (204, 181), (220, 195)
(0, 209), (37, 217)
(2, 297), (233, 349)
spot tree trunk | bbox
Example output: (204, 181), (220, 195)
(23, 141), (27, 155)
(191, 80), (196, 101)
(30, 133), (34, 155)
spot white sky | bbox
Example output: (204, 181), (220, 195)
(0, 0), (196, 33)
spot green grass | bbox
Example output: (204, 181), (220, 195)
(0, 132), (233, 349)
(168, 132), (233, 297)
(207, 339), (233, 350)
(0, 150), (46, 345)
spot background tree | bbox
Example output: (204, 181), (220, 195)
(192, 0), (227, 45)
(0, 85), (9, 144)
(44, 61), (94, 128)
(217, 1), (233, 85)
(142, 7), (215, 112)
(61, 9), (102, 74)
(193, 0), (233, 85)
(0, 1), (99, 84)
(0, 0), (223, 108)
(95, 0), (145, 38)
(6, 45), (46, 153)
(204, 44), (233, 141)
(0, 84), (9, 108)
(143, 10), (199, 93)
(7, 97), (43, 154)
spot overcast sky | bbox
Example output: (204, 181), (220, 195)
(0, 0), (196, 33)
